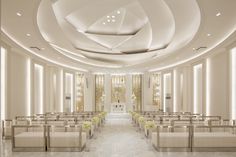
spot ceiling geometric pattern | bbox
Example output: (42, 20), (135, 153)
(37, 0), (200, 66)
(2, 0), (236, 72)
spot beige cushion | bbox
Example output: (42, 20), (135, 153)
(152, 132), (189, 148)
(49, 132), (86, 148)
(15, 132), (45, 147)
(193, 132), (236, 147)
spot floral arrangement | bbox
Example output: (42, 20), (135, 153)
(134, 113), (140, 120)
(92, 116), (100, 124)
(145, 120), (156, 129)
(82, 121), (92, 131)
(138, 116), (145, 124)
(101, 111), (107, 117)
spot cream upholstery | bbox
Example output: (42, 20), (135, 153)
(193, 132), (236, 147)
(152, 132), (189, 148)
(14, 132), (45, 147)
(49, 132), (86, 148)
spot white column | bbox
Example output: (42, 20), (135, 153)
(104, 74), (111, 112)
(126, 74), (132, 112)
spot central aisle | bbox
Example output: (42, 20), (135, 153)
(84, 113), (156, 157)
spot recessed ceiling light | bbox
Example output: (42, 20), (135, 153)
(193, 48), (196, 50)
(117, 10), (120, 14)
(112, 15), (115, 18)
(216, 12), (221, 16)
(107, 19), (110, 22)
(103, 22), (106, 25)
(26, 33), (31, 37)
(112, 19), (115, 22)
(16, 12), (22, 16)
(207, 33), (211, 37)
(107, 15), (110, 18)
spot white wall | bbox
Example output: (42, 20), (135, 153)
(208, 50), (230, 118)
(7, 50), (29, 119)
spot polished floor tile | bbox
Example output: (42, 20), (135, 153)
(1, 113), (236, 157)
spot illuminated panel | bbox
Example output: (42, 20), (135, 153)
(1, 47), (6, 120)
(163, 73), (171, 112)
(206, 59), (211, 116)
(231, 48), (236, 119)
(26, 58), (31, 116)
(193, 64), (202, 114)
(60, 69), (64, 112)
(34, 64), (44, 114)
(173, 70), (177, 112)
(65, 73), (74, 112)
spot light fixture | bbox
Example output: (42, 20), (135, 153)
(107, 19), (110, 22)
(112, 19), (115, 22)
(102, 22), (106, 25)
(107, 15), (110, 18)
(117, 10), (120, 14)
(193, 48), (196, 50)
(207, 33), (211, 37)
(112, 15), (115, 18)
(41, 47), (45, 50)
(216, 12), (221, 17)
(26, 33), (31, 37)
(16, 12), (22, 16)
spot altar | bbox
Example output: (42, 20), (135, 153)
(111, 103), (126, 113)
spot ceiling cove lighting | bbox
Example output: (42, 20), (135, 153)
(2, 28), (87, 72)
(206, 58), (211, 116)
(231, 48), (236, 119)
(1, 47), (6, 120)
(149, 26), (236, 72)
(53, 46), (122, 68)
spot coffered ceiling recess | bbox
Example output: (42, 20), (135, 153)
(1, 0), (236, 72)
(37, 0), (200, 66)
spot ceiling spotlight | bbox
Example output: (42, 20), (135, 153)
(112, 15), (115, 18)
(107, 19), (111, 22)
(103, 22), (106, 25)
(216, 12), (221, 16)
(107, 15), (110, 18)
(117, 10), (120, 14)
(16, 12), (22, 16)
(207, 33), (211, 37)
(26, 33), (31, 37)
(112, 19), (115, 22)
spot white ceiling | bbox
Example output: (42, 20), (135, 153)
(1, 0), (236, 72)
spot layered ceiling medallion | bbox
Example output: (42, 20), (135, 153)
(37, 0), (201, 68)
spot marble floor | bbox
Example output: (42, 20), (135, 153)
(1, 113), (236, 157)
